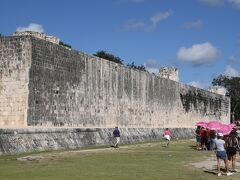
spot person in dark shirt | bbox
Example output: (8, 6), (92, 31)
(113, 127), (120, 148)
(209, 130), (216, 151)
(225, 129), (240, 172)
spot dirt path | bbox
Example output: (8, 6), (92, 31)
(191, 154), (240, 174)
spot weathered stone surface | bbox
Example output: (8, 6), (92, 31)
(0, 36), (31, 127)
(0, 34), (230, 154)
(159, 67), (179, 82)
(0, 36), (230, 129)
(0, 127), (194, 154)
(25, 37), (229, 128)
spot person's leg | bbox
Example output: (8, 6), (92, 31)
(167, 140), (170, 146)
(224, 158), (229, 173)
(232, 155), (236, 171)
(115, 137), (120, 148)
(224, 158), (233, 176)
(114, 137), (118, 147)
(217, 158), (221, 175)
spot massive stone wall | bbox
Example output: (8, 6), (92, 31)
(0, 36), (230, 129)
(0, 37), (31, 127)
(0, 35), (230, 154)
(24, 37), (229, 128)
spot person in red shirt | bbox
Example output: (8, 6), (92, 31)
(200, 127), (208, 150)
(163, 128), (172, 146)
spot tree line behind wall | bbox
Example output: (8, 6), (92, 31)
(212, 75), (240, 122)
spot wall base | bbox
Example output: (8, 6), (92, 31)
(0, 128), (195, 155)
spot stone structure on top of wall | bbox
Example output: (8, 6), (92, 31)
(0, 32), (231, 154)
(159, 67), (179, 82)
(12, 31), (60, 45)
(208, 86), (227, 96)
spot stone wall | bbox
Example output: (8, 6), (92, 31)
(25, 37), (230, 128)
(0, 36), (31, 127)
(0, 36), (230, 129)
(0, 35), (230, 154)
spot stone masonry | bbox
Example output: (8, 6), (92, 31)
(0, 34), (230, 128)
(0, 33), (230, 154)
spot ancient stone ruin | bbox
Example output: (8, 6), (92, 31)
(0, 32), (230, 154)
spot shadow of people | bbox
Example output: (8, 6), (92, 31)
(204, 168), (226, 176)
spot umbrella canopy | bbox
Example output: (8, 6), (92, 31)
(195, 121), (207, 127)
(219, 124), (233, 135)
(228, 123), (236, 128)
(206, 121), (223, 130)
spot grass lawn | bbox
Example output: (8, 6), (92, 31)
(0, 139), (239, 180)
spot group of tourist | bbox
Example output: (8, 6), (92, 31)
(195, 126), (216, 151)
(114, 125), (239, 176)
(195, 126), (240, 176)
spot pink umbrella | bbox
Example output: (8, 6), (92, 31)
(195, 121), (207, 127)
(229, 123), (236, 128)
(206, 121), (223, 130)
(219, 124), (233, 135)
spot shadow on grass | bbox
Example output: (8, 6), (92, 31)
(204, 168), (226, 176)
(189, 145), (197, 150)
(203, 170), (217, 175)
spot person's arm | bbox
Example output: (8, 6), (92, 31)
(235, 137), (240, 151)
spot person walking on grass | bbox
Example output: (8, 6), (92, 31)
(195, 126), (202, 150)
(163, 128), (172, 146)
(225, 129), (240, 173)
(214, 133), (232, 176)
(113, 126), (120, 148)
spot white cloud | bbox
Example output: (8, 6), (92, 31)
(199, 0), (225, 6)
(121, 19), (145, 32)
(223, 65), (239, 77)
(118, 10), (172, 32)
(16, 23), (44, 33)
(180, 20), (203, 29)
(148, 11), (172, 31)
(228, 0), (240, 8)
(188, 81), (206, 89)
(176, 42), (219, 66)
(228, 55), (238, 64)
(144, 59), (161, 73)
(200, 0), (240, 8)
(150, 11), (172, 26)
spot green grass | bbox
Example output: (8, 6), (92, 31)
(0, 140), (239, 180)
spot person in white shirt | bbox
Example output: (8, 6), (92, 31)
(214, 133), (232, 176)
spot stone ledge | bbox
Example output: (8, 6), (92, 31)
(0, 128), (194, 155)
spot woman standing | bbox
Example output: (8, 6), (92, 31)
(214, 133), (232, 176)
(225, 129), (240, 172)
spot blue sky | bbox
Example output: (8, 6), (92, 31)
(1, 0), (240, 89)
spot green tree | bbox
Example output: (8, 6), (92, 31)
(212, 75), (240, 122)
(94, 51), (123, 64)
(127, 62), (146, 72)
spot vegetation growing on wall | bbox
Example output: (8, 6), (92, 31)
(94, 50), (146, 72)
(94, 50), (123, 65)
(127, 62), (146, 72)
(212, 75), (240, 122)
(59, 41), (72, 49)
